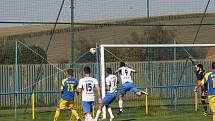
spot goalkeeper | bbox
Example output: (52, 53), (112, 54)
(190, 58), (208, 115)
(54, 69), (80, 121)
(199, 62), (215, 121)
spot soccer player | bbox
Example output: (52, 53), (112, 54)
(54, 69), (80, 121)
(77, 66), (102, 121)
(199, 62), (215, 121)
(116, 62), (148, 114)
(190, 58), (208, 115)
(94, 68), (118, 121)
(195, 64), (208, 115)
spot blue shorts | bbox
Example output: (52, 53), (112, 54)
(120, 82), (139, 96)
(82, 101), (94, 113)
(102, 92), (117, 106)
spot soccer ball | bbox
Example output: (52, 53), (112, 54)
(89, 48), (96, 54)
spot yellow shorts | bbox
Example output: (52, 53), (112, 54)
(59, 99), (76, 110)
(208, 95), (215, 112)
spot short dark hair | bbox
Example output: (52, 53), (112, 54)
(66, 69), (74, 76)
(197, 64), (203, 70)
(120, 62), (126, 67)
(84, 66), (91, 74)
(106, 68), (112, 74)
(212, 62), (215, 69)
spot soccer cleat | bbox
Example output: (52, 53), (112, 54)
(193, 86), (198, 92)
(141, 91), (148, 95)
(117, 109), (124, 115)
(202, 112), (207, 116)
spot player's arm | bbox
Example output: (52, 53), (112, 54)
(95, 84), (102, 105)
(130, 68), (137, 73)
(189, 57), (196, 66)
(105, 78), (110, 91)
(106, 86), (110, 91)
(115, 68), (120, 74)
(77, 80), (82, 93)
(189, 57), (198, 71)
(60, 79), (66, 93)
(105, 80), (111, 91)
(199, 72), (210, 87)
(74, 80), (80, 95)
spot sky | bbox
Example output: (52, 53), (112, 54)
(0, 0), (214, 27)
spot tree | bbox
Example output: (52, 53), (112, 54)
(19, 45), (47, 64)
(0, 41), (47, 64)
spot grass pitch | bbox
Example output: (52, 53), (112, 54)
(0, 106), (212, 121)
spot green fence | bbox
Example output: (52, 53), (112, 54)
(0, 60), (213, 107)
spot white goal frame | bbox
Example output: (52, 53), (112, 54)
(100, 44), (215, 119)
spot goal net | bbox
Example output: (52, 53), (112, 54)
(99, 44), (215, 119)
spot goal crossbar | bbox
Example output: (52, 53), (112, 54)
(101, 44), (215, 48)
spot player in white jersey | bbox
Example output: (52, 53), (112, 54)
(77, 66), (102, 121)
(95, 68), (117, 121)
(116, 62), (148, 114)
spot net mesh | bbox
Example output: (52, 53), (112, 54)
(102, 46), (214, 117)
(0, 0), (215, 120)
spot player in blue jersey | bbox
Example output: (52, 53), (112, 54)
(54, 69), (80, 121)
(200, 62), (215, 121)
(94, 68), (118, 121)
(116, 62), (148, 114)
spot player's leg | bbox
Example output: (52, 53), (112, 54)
(118, 94), (124, 114)
(54, 108), (61, 121)
(68, 101), (80, 121)
(129, 83), (148, 96)
(54, 99), (63, 121)
(107, 93), (116, 120)
(208, 96), (215, 121)
(96, 93), (116, 120)
(107, 106), (114, 121)
(82, 101), (94, 121)
(118, 84), (128, 114)
(201, 95), (207, 116)
(95, 103), (102, 121)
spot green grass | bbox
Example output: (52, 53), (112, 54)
(0, 106), (212, 121)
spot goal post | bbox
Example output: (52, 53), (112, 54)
(100, 44), (215, 119)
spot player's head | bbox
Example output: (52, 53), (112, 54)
(212, 62), (215, 69)
(197, 64), (203, 70)
(66, 68), (74, 77)
(84, 66), (91, 74)
(106, 68), (112, 75)
(120, 62), (126, 67)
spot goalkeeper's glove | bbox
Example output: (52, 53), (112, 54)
(194, 86), (198, 92)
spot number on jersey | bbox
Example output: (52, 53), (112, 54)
(68, 84), (74, 92)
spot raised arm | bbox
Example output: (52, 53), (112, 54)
(189, 57), (196, 66)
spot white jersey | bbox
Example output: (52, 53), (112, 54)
(106, 74), (118, 93)
(78, 76), (99, 102)
(118, 66), (135, 84)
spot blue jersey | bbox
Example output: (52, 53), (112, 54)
(60, 77), (78, 101)
(202, 71), (215, 95)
